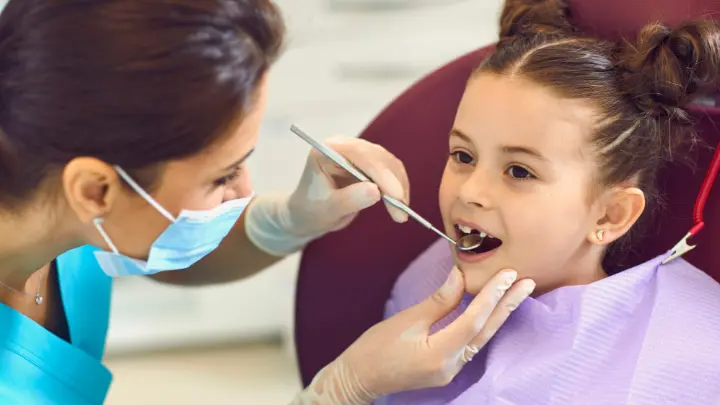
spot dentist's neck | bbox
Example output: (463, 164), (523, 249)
(0, 202), (81, 288)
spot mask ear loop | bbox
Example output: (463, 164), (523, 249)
(663, 142), (720, 264)
(113, 165), (176, 223)
(92, 166), (177, 255)
(94, 217), (120, 254)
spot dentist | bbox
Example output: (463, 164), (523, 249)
(0, 0), (531, 404)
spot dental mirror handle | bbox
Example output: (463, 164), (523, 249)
(382, 195), (457, 245)
(290, 124), (469, 248)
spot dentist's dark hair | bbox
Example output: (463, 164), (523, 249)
(0, 0), (284, 209)
(477, 0), (720, 256)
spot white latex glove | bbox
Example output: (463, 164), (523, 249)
(289, 267), (537, 405)
(245, 135), (410, 256)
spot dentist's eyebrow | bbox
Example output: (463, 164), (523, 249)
(221, 148), (255, 171)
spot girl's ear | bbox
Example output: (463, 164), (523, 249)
(589, 187), (645, 245)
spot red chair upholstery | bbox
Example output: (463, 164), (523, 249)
(295, 0), (720, 386)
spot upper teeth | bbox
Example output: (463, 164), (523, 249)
(458, 224), (488, 238)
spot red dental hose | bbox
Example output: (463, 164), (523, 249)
(687, 140), (720, 239)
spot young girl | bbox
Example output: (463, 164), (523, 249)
(378, 1), (720, 404)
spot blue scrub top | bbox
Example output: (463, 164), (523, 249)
(0, 246), (113, 404)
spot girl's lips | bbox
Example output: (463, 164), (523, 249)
(455, 243), (500, 263)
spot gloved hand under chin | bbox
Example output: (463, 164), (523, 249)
(244, 135), (410, 256)
(288, 267), (537, 405)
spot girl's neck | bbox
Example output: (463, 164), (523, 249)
(534, 247), (608, 296)
(560, 248), (608, 288)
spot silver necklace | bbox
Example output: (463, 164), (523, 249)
(0, 267), (45, 305)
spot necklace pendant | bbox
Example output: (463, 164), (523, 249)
(35, 294), (43, 305)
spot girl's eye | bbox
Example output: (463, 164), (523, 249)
(506, 165), (535, 180)
(450, 151), (476, 165)
(214, 167), (241, 187)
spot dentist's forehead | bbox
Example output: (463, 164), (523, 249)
(174, 80), (268, 176)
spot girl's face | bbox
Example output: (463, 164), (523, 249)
(440, 73), (616, 295)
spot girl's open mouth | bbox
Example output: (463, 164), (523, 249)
(455, 224), (503, 256)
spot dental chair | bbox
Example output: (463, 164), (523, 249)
(294, 0), (720, 386)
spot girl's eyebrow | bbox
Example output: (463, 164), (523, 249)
(501, 145), (547, 161)
(451, 128), (547, 162)
(450, 128), (471, 142)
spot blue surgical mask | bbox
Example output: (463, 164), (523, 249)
(93, 166), (253, 277)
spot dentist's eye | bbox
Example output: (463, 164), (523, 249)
(450, 151), (476, 165)
(506, 165), (535, 180)
(214, 167), (241, 187)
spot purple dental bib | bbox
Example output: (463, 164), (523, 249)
(378, 239), (720, 405)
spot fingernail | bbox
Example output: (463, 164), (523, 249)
(381, 168), (404, 200)
(494, 271), (517, 303)
(387, 205), (409, 223)
(498, 270), (517, 291)
(440, 267), (459, 295)
(522, 280), (536, 296)
(399, 211), (409, 223)
(509, 280), (536, 311)
(445, 268), (458, 288)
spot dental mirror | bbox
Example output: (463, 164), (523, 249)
(456, 233), (484, 251)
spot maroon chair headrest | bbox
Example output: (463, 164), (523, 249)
(570, 0), (720, 41)
(295, 0), (720, 386)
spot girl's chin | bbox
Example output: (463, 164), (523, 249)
(456, 265), (496, 296)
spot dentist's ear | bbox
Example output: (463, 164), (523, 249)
(590, 187), (646, 245)
(62, 158), (122, 223)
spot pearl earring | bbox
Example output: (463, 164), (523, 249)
(595, 229), (605, 242)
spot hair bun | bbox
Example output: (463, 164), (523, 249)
(499, 0), (575, 39)
(620, 21), (720, 120)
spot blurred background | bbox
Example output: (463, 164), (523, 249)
(0, 0), (502, 403)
